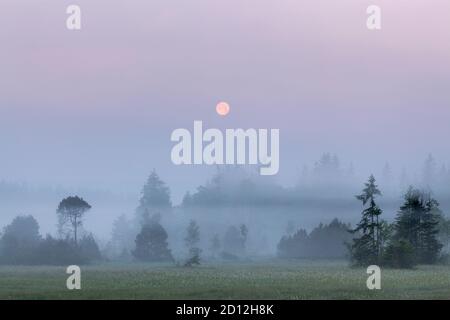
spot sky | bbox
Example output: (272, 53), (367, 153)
(1, 0), (450, 203)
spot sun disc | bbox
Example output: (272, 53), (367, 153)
(216, 102), (230, 116)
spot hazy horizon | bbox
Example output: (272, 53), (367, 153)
(1, 1), (450, 239)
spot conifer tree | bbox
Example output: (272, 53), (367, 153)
(394, 187), (442, 264)
(132, 216), (173, 262)
(184, 220), (201, 266)
(349, 175), (383, 265)
(136, 170), (172, 223)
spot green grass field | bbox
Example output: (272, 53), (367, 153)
(0, 260), (449, 299)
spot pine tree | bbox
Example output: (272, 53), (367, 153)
(136, 170), (171, 223)
(56, 196), (91, 245)
(184, 220), (201, 266)
(394, 187), (442, 264)
(132, 218), (173, 262)
(349, 175), (383, 265)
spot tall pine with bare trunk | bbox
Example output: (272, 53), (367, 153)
(349, 175), (383, 265)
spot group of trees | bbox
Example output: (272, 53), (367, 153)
(2, 168), (448, 269)
(131, 172), (175, 263)
(131, 216), (250, 265)
(106, 165), (450, 268)
(349, 175), (446, 268)
(276, 174), (449, 268)
(0, 197), (101, 265)
(277, 218), (352, 259)
(182, 168), (291, 207)
(128, 170), (251, 265)
(104, 170), (176, 261)
(131, 215), (250, 265)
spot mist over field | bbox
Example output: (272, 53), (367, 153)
(1, 154), (449, 259)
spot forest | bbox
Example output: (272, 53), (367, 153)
(1, 153), (449, 269)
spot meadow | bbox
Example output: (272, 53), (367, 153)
(0, 260), (449, 300)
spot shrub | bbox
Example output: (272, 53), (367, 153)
(383, 239), (416, 269)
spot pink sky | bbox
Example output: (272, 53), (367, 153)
(0, 0), (449, 200)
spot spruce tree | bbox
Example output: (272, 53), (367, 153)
(132, 218), (173, 262)
(349, 175), (383, 265)
(394, 187), (442, 264)
(136, 170), (171, 223)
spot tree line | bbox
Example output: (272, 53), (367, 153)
(1, 170), (449, 268)
(349, 175), (447, 268)
(277, 174), (450, 268)
(0, 196), (101, 265)
(0, 172), (251, 266)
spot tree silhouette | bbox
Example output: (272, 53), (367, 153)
(136, 170), (171, 223)
(0, 215), (41, 264)
(132, 218), (173, 262)
(349, 175), (383, 265)
(57, 196), (91, 245)
(394, 187), (442, 264)
(184, 220), (201, 266)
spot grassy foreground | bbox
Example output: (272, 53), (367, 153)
(0, 260), (449, 299)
